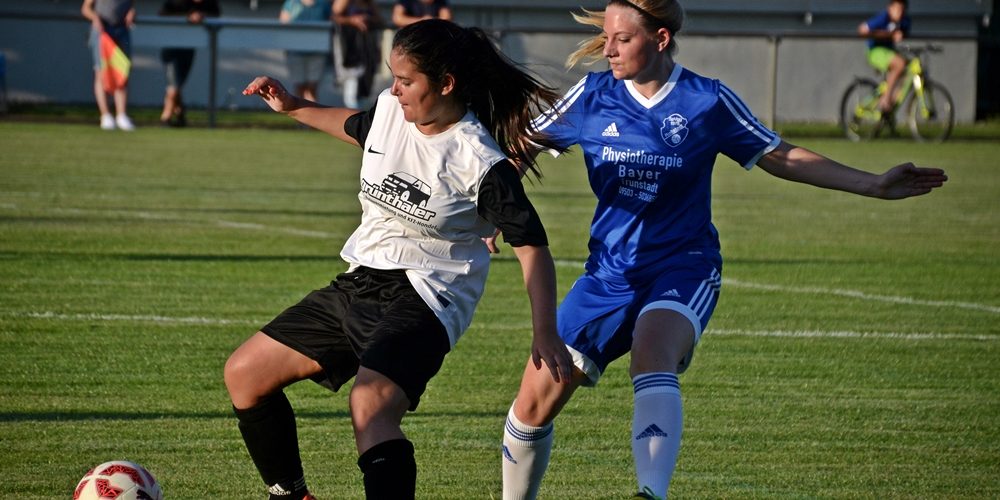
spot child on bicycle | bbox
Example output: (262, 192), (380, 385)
(858, 0), (911, 113)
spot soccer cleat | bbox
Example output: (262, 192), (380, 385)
(100, 114), (115, 130)
(631, 486), (664, 500)
(115, 114), (136, 131)
(302, 494), (319, 500)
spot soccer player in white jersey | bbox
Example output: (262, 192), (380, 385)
(498, 1), (948, 498)
(225, 19), (574, 500)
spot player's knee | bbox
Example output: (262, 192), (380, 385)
(513, 396), (557, 427)
(349, 381), (407, 430)
(223, 350), (258, 400)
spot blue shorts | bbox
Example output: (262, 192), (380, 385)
(558, 252), (722, 385)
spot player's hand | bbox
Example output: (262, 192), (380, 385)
(483, 229), (501, 254)
(531, 331), (573, 384)
(874, 163), (948, 199)
(243, 76), (297, 113)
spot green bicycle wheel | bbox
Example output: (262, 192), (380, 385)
(840, 78), (883, 142)
(907, 79), (954, 142)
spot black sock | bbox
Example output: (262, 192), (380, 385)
(233, 392), (308, 499)
(357, 439), (416, 500)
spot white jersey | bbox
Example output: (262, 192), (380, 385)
(340, 89), (507, 346)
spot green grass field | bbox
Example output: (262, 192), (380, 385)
(0, 122), (998, 498)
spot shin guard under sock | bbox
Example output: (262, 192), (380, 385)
(357, 438), (416, 500)
(233, 392), (308, 499)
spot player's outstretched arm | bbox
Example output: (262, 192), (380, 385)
(510, 244), (573, 384)
(243, 76), (362, 146)
(757, 140), (947, 199)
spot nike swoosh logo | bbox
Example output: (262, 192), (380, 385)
(367, 145), (384, 155)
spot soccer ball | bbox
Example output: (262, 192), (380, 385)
(73, 460), (163, 500)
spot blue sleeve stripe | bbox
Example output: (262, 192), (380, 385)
(718, 84), (777, 145)
(531, 74), (589, 132)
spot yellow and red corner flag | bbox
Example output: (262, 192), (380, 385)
(98, 31), (130, 93)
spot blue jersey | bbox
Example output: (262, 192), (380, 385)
(533, 65), (780, 285)
(865, 11), (911, 50)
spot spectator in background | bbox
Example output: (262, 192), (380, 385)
(858, 0), (911, 113)
(81, 0), (136, 131)
(392, 0), (451, 28)
(280, 0), (333, 103)
(159, 0), (221, 127)
(332, 0), (383, 108)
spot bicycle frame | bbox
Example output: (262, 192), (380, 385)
(878, 55), (919, 109)
(871, 50), (938, 118)
(842, 43), (952, 142)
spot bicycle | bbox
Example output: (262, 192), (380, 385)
(839, 43), (954, 142)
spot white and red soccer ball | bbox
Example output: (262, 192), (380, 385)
(73, 460), (163, 500)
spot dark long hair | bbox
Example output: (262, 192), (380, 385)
(392, 19), (568, 178)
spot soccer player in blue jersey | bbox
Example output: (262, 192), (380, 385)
(498, 1), (947, 499)
(858, 0), (911, 112)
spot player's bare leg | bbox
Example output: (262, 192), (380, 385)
(224, 332), (322, 408)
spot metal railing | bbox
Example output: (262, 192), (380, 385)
(0, 9), (984, 126)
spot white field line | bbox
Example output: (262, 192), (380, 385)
(2, 205), (338, 240)
(724, 278), (1000, 314)
(708, 328), (997, 342)
(2, 311), (263, 326)
(5, 206), (996, 316)
(553, 260), (999, 315)
(479, 323), (997, 342)
(3, 312), (996, 342)
(212, 220), (335, 239)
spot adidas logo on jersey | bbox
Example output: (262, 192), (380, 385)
(661, 289), (681, 298)
(602, 122), (620, 137)
(635, 424), (670, 440)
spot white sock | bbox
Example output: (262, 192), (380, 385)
(502, 403), (553, 500)
(632, 372), (682, 498)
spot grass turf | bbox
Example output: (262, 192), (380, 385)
(0, 122), (997, 498)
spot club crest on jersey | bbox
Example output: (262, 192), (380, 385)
(362, 171), (437, 221)
(660, 113), (689, 148)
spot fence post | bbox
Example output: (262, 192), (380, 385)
(767, 34), (781, 128)
(207, 21), (221, 128)
(0, 51), (7, 115)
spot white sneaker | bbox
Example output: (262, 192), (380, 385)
(115, 114), (136, 131)
(100, 114), (116, 130)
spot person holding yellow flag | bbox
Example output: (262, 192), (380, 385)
(82, 0), (136, 131)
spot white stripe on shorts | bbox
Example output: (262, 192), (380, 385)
(638, 269), (721, 343)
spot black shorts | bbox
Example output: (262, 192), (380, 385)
(160, 48), (195, 88)
(261, 267), (450, 410)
